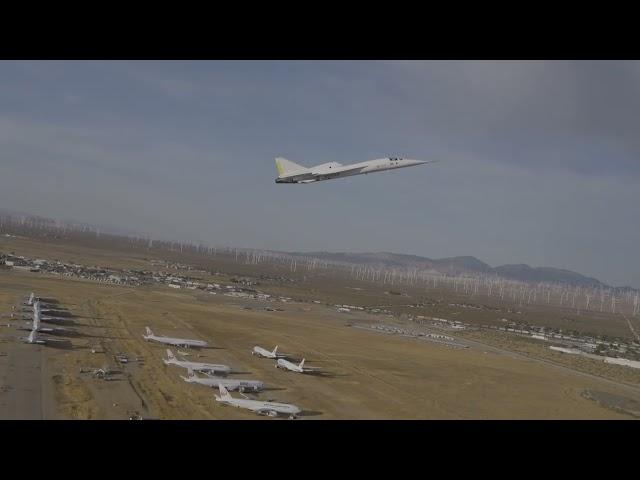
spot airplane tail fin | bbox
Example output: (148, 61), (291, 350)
(272, 345), (278, 356)
(275, 157), (307, 177)
(145, 327), (153, 337)
(181, 368), (195, 382)
(299, 358), (305, 369)
(218, 383), (231, 399)
(166, 349), (175, 361)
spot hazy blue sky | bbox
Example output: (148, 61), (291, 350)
(1, 61), (639, 287)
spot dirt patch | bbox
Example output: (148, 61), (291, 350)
(51, 372), (97, 419)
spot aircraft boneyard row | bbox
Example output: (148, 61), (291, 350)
(144, 329), (317, 419)
(12, 292), (324, 419)
(19, 293), (71, 346)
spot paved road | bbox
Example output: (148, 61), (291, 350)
(457, 335), (640, 397)
(0, 337), (44, 419)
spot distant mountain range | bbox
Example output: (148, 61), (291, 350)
(0, 208), (619, 289)
(286, 251), (608, 288)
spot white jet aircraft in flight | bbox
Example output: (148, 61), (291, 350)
(181, 369), (264, 392)
(274, 157), (433, 184)
(164, 349), (231, 374)
(251, 345), (287, 359)
(275, 358), (321, 374)
(214, 383), (301, 419)
(142, 327), (208, 348)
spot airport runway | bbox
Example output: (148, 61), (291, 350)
(0, 338), (44, 419)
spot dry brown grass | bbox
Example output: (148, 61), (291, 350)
(2, 235), (639, 419)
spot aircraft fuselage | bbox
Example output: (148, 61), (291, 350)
(275, 157), (429, 184)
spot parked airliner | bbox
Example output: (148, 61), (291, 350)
(164, 349), (230, 374)
(275, 358), (321, 374)
(252, 345), (287, 359)
(181, 369), (264, 392)
(143, 327), (208, 348)
(214, 384), (301, 418)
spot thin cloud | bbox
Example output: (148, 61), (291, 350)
(0, 60), (638, 287)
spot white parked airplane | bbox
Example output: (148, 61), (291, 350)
(31, 299), (57, 310)
(32, 302), (66, 324)
(274, 157), (433, 184)
(21, 330), (47, 345)
(20, 313), (55, 333)
(23, 293), (35, 306)
(142, 327), (208, 348)
(37, 306), (63, 315)
(164, 349), (231, 374)
(214, 383), (301, 419)
(181, 369), (264, 392)
(38, 314), (66, 323)
(276, 358), (322, 374)
(21, 327), (68, 345)
(251, 345), (287, 359)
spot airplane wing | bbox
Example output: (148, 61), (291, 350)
(253, 408), (279, 416)
(286, 173), (316, 182)
(312, 165), (363, 178)
(40, 337), (67, 344)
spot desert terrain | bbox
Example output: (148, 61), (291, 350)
(1, 234), (639, 419)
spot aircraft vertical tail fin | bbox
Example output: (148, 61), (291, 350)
(299, 358), (305, 370)
(275, 157), (308, 177)
(272, 345), (278, 356)
(166, 349), (175, 361)
(145, 327), (154, 337)
(218, 383), (231, 399)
